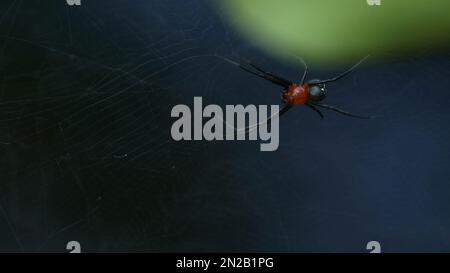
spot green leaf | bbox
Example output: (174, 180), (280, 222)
(218, 0), (450, 65)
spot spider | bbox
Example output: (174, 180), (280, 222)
(226, 56), (371, 120)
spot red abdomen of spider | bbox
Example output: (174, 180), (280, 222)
(282, 84), (309, 105)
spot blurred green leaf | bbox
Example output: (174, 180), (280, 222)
(218, 0), (450, 65)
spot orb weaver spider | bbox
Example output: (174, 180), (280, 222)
(226, 56), (371, 120)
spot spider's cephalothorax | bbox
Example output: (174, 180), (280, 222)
(307, 80), (327, 102)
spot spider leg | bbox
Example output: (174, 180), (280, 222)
(239, 104), (293, 133)
(279, 104), (293, 117)
(310, 55), (370, 85)
(297, 57), (308, 84)
(221, 56), (292, 88)
(305, 103), (324, 119)
(237, 65), (290, 88)
(310, 102), (371, 119)
(245, 61), (292, 88)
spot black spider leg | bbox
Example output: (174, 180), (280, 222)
(240, 104), (293, 133)
(305, 103), (324, 119)
(243, 61), (292, 88)
(311, 55), (370, 85)
(221, 57), (292, 88)
(310, 102), (371, 119)
(279, 104), (293, 117)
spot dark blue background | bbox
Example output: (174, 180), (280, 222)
(0, 0), (449, 252)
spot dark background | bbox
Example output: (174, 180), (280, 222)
(0, 0), (449, 252)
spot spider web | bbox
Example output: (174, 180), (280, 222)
(0, 0), (450, 253)
(0, 0), (281, 252)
